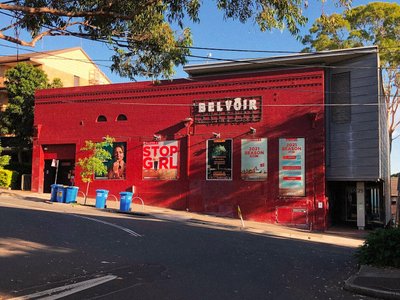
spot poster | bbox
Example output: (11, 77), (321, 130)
(279, 138), (305, 196)
(206, 139), (232, 180)
(96, 142), (127, 180)
(241, 138), (267, 181)
(142, 140), (179, 180)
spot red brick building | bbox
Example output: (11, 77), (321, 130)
(32, 47), (390, 231)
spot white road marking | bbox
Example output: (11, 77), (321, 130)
(9, 275), (117, 300)
(0, 201), (142, 237)
(70, 214), (142, 237)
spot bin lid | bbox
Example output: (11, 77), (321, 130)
(67, 186), (79, 190)
(119, 192), (133, 196)
(96, 189), (109, 193)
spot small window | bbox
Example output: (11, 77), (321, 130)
(117, 114), (128, 121)
(97, 115), (107, 122)
(331, 72), (351, 124)
(74, 75), (80, 87)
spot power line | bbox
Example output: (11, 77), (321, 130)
(0, 42), (113, 69)
(181, 45), (400, 55)
(1, 9), (400, 72)
(3, 41), (399, 97)
(0, 11), (400, 78)
(1, 6), (400, 57)
(2, 42), (399, 74)
(187, 54), (400, 71)
(1, 43), (400, 98)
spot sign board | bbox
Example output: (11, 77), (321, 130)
(279, 138), (305, 196)
(96, 142), (127, 180)
(193, 96), (262, 124)
(143, 140), (179, 180)
(241, 138), (268, 181)
(206, 139), (232, 180)
(51, 159), (59, 167)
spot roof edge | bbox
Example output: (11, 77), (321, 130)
(184, 46), (379, 77)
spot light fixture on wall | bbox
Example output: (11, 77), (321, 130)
(249, 127), (256, 134)
(183, 117), (194, 136)
(212, 132), (220, 138)
(182, 117), (193, 127)
(153, 134), (161, 141)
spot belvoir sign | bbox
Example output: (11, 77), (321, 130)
(192, 96), (262, 124)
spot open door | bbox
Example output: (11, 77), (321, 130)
(43, 159), (75, 193)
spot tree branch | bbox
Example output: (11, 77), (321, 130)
(0, 31), (36, 46)
(0, 3), (135, 20)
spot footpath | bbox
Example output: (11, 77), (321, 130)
(1, 189), (400, 299)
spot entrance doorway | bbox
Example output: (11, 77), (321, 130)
(43, 159), (75, 193)
(328, 182), (357, 226)
(327, 181), (384, 228)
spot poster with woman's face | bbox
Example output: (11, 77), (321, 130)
(95, 142), (127, 180)
(206, 139), (232, 180)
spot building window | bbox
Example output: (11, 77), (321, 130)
(117, 114), (128, 121)
(74, 75), (80, 87)
(331, 72), (351, 124)
(97, 115), (107, 122)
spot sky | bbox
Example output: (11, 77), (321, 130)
(0, 0), (399, 174)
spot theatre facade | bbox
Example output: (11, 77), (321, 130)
(31, 46), (390, 230)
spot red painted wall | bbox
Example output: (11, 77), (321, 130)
(32, 68), (326, 229)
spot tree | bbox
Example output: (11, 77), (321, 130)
(0, 62), (63, 163)
(76, 136), (115, 203)
(301, 2), (400, 152)
(0, 0), (350, 79)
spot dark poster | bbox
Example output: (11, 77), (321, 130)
(206, 139), (232, 180)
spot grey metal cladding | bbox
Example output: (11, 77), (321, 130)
(326, 53), (386, 181)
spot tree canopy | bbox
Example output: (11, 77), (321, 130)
(302, 2), (400, 151)
(0, 62), (63, 162)
(0, 0), (350, 79)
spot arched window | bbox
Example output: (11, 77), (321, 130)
(117, 114), (128, 121)
(97, 115), (107, 122)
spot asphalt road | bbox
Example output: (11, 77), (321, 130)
(0, 196), (370, 300)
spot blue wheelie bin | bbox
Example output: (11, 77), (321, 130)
(50, 184), (63, 202)
(119, 192), (133, 212)
(56, 186), (67, 203)
(65, 186), (79, 203)
(95, 189), (109, 209)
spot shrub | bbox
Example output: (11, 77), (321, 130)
(0, 168), (14, 188)
(5, 162), (31, 190)
(356, 228), (400, 268)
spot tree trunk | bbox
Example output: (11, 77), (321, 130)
(84, 181), (90, 205)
